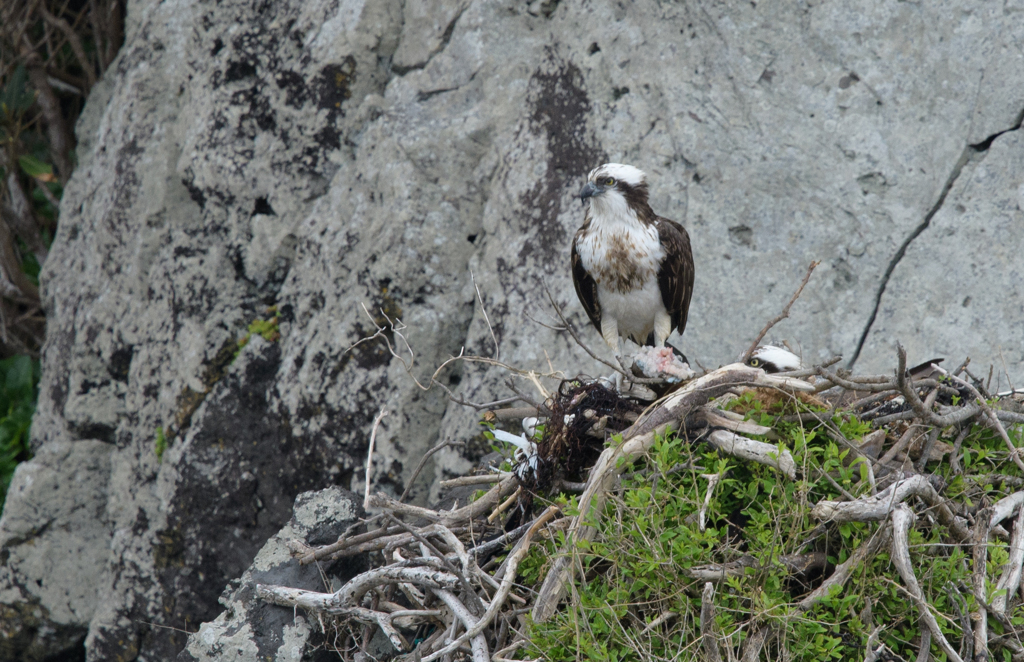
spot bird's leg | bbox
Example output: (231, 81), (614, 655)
(653, 310), (672, 348)
(600, 315), (621, 356)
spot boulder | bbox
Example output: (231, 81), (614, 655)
(177, 486), (365, 662)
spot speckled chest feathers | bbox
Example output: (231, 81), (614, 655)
(575, 209), (665, 294)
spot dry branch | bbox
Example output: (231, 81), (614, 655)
(811, 474), (970, 541)
(706, 429), (796, 479)
(993, 511), (1024, 616)
(700, 582), (724, 662)
(741, 260), (819, 363)
(890, 505), (964, 662)
(798, 523), (890, 612)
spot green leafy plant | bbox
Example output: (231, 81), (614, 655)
(0, 355), (40, 513)
(523, 404), (1024, 662)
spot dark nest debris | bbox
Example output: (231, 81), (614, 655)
(522, 378), (645, 491)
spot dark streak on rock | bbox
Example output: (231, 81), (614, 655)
(519, 57), (607, 263)
(93, 343), (352, 660)
(849, 106), (1024, 367)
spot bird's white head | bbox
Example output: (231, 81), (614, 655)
(746, 345), (803, 373)
(580, 163), (649, 220)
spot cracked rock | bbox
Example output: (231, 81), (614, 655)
(3, 0), (1024, 660)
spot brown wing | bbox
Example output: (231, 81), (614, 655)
(655, 217), (694, 336)
(571, 228), (602, 332)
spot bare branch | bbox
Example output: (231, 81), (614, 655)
(363, 407), (389, 510)
(543, 282), (627, 377)
(889, 505), (964, 662)
(742, 260), (819, 363)
(700, 582), (723, 662)
(399, 438), (465, 503)
(812, 474), (970, 541)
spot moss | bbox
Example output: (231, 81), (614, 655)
(237, 306), (281, 354)
(154, 427), (167, 462)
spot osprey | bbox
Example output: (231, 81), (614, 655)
(746, 346), (804, 373)
(571, 163), (694, 352)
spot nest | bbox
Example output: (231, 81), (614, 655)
(524, 378), (644, 490)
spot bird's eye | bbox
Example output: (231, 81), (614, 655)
(604, 177), (616, 186)
(749, 358), (761, 367)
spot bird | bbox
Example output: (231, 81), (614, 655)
(571, 163), (694, 353)
(745, 345), (804, 373)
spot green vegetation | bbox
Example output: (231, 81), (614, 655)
(154, 427), (167, 463)
(521, 394), (1024, 662)
(0, 355), (40, 514)
(236, 307), (281, 356)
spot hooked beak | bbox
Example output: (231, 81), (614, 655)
(579, 181), (600, 202)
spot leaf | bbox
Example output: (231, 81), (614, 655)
(1, 66), (36, 114)
(18, 155), (57, 182)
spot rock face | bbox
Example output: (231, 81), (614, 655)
(177, 486), (365, 662)
(1, 0), (1023, 659)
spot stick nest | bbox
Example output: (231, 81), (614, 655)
(256, 341), (1024, 662)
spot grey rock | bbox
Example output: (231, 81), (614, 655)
(177, 486), (364, 662)
(0, 439), (112, 660)
(2, 0), (1023, 660)
(860, 129), (1024, 389)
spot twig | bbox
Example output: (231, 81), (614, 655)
(972, 508), (992, 662)
(469, 519), (536, 560)
(799, 522), (890, 611)
(864, 625), (885, 662)
(812, 474), (970, 541)
(364, 407), (389, 510)
(640, 610), (677, 634)
(20, 46), (73, 183)
(412, 506), (560, 662)
(706, 429), (796, 479)
(742, 260), (818, 363)
(890, 505), (964, 662)
(914, 615), (931, 662)
(384, 515), (485, 616)
(482, 406), (539, 422)
(992, 510), (1024, 616)
(700, 582), (724, 662)
(941, 368), (1024, 473)
(257, 565), (462, 613)
(438, 474), (508, 489)
(895, 346), (988, 429)
(877, 424), (923, 467)
(297, 523), (400, 564)
(783, 355), (842, 378)
(37, 4), (96, 89)
(370, 476), (520, 525)
(487, 487), (522, 524)
(741, 623), (770, 662)
(504, 379), (547, 413)
(399, 438), (465, 503)
(432, 589), (490, 662)
(698, 473), (720, 532)
(543, 283), (627, 377)
(944, 582), (973, 662)
(471, 270), (499, 361)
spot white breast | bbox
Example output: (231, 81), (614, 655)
(575, 215), (665, 287)
(576, 211), (668, 344)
